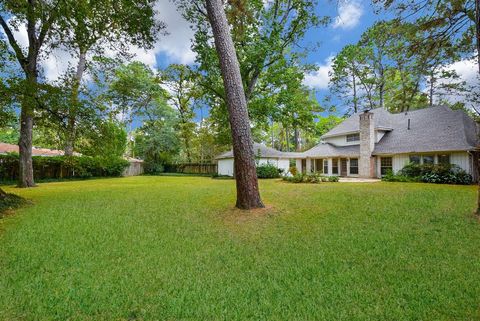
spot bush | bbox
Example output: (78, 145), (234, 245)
(282, 173), (339, 184)
(328, 176), (339, 182)
(144, 162), (165, 175)
(289, 166), (298, 176)
(256, 163), (280, 179)
(0, 154), (129, 181)
(383, 163), (472, 185)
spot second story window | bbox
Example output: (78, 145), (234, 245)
(346, 133), (360, 142)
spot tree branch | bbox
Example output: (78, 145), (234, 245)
(0, 15), (27, 69)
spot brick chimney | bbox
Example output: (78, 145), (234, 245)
(359, 111), (375, 178)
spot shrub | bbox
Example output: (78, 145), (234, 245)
(144, 162), (165, 175)
(256, 163), (280, 179)
(383, 163), (472, 185)
(0, 154), (129, 181)
(282, 173), (339, 184)
(328, 176), (339, 182)
(289, 166), (298, 176)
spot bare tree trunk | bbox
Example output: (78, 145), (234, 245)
(476, 0), (480, 75)
(475, 0), (480, 216)
(429, 71), (434, 107)
(18, 70), (37, 188)
(294, 125), (300, 152)
(65, 50), (87, 156)
(205, 0), (264, 210)
(352, 73), (358, 113)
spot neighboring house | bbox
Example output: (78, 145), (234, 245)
(215, 143), (298, 176)
(0, 143), (144, 177)
(0, 143), (81, 156)
(295, 106), (479, 179)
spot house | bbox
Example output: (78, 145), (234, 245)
(0, 143), (144, 177)
(215, 143), (298, 176)
(294, 106), (479, 178)
(0, 143), (81, 156)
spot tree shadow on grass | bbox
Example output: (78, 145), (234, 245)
(0, 189), (29, 219)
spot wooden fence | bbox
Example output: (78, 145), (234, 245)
(176, 163), (217, 174)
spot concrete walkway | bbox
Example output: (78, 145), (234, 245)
(339, 177), (381, 183)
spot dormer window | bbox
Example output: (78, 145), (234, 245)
(346, 133), (360, 142)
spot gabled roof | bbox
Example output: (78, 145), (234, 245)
(373, 106), (479, 154)
(302, 143), (359, 158)
(299, 105), (478, 158)
(322, 108), (393, 138)
(215, 143), (299, 160)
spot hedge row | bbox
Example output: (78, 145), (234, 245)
(382, 163), (473, 185)
(0, 153), (129, 181)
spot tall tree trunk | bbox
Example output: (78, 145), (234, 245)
(476, 0), (480, 75)
(294, 125), (300, 152)
(352, 73), (358, 113)
(18, 70), (37, 188)
(205, 0), (264, 210)
(429, 71), (435, 107)
(65, 50), (87, 156)
(475, 0), (480, 216)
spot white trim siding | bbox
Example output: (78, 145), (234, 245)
(218, 157), (291, 177)
(373, 151), (473, 177)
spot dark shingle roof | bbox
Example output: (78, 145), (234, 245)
(215, 143), (299, 159)
(322, 108), (393, 138)
(302, 143), (359, 157)
(373, 106), (479, 154)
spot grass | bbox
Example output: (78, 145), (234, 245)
(0, 177), (479, 321)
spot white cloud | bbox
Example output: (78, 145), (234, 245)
(449, 59), (478, 84)
(432, 58), (480, 105)
(151, 1), (196, 65)
(332, 0), (364, 30)
(303, 56), (334, 90)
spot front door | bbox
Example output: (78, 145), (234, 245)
(340, 158), (348, 177)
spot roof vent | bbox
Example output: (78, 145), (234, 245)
(407, 119), (411, 130)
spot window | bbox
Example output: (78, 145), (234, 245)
(310, 159), (315, 173)
(423, 155), (434, 164)
(438, 154), (450, 164)
(346, 133), (360, 142)
(323, 159), (328, 174)
(380, 157), (393, 175)
(315, 159), (323, 173)
(332, 159), (339, 175)
(409, 155), (421, 164)
(349, 159), (358, 175)
(349, 158), (359, 175)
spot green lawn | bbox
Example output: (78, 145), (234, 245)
(0, 177), (479, 321)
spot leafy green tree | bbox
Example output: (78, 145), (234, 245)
(104, 62), (170, 123)
(160, 64), (199, 162)
(56, 0), (163, 156)
(133, 112), (179, 172)
(331, 20), (465, 113)
(374, 0), (478, 74)
(180, 0), (326, 143)
(104, 62), (180, 168)
(81, 120), (127, 158)
(0, 0), (69, 187)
